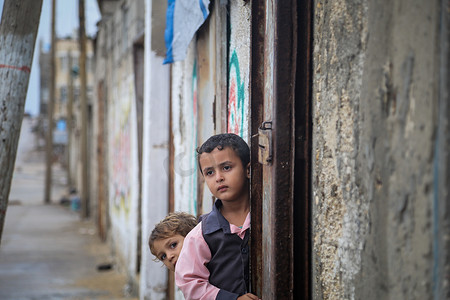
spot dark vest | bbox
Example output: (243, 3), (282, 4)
(201, 200), (249, 299)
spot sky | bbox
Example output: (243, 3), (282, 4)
(0, 0), (101, 115)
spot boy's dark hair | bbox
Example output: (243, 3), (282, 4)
(148, 212), (198, 257)
(197, 133), (250, 174)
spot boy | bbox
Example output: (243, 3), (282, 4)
(149, 212), (198, 272)
(175, 133), (260, 300)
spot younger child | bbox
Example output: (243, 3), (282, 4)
(175, 133), (260, 300)
(149, 212), (198, 272)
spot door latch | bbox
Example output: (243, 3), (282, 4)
(258, 121), (273, 165)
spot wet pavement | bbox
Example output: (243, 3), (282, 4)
(0, 117), (137, 300)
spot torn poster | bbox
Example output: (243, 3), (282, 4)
(163, 0), (211, 64)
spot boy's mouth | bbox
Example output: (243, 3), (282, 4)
(217, 185), (228, 192)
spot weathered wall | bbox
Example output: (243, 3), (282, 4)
(227, 1), (251, 142)
(166, 1), (253, 297)
(169, 1), (252, 219)
(172, 42), (199, 216)
(94, 0), (145, 292)
(139, 0), (170, 299)
(312, 0), (446, 299)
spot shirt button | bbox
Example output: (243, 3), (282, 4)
(241, 247), (248, 254)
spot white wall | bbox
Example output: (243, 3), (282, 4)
(172, 43), (199, 215)
(139, 0), (170, 299)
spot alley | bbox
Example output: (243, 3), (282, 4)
(0, 117), (136, 300)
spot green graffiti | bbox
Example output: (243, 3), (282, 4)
(228, 50), (245, 137)
(191, 58), (198, 215)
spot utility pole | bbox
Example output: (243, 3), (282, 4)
(0, 0), (43, 241)
(67, 52), (73, 189)
(79, 0), (89, 218)
(44, 0), (56, 204)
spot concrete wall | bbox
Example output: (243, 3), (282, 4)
(172, 43), (199, 215)
(169, 1), (252, 218)
(139, 0), (170, 299)
(145, 1), (254, 298)
(93, 0), (145, 293)
(312, 0), (447, 299)
(92, 0), (449, 299)
(227, 1), (251, 142)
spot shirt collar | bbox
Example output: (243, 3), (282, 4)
(203, 199), (232, 235)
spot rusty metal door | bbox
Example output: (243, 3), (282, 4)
(293, 0), (313, 298)
(251, 0), (312, 299)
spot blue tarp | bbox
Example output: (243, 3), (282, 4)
(163, 0), (211, 64)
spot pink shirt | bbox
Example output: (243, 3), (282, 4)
(175, 212), (251, 300)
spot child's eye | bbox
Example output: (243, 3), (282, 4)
(160, 253), (167, 261)
(223, 165), (231, 171)
(170, 242), (177, 249)
(205, 170), (214, 176)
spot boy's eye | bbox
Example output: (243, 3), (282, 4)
(170, 242), (177, 249)
(160, 253), (167, 261)
(205, 170), (214, 176)
(223, 165), (231, 171)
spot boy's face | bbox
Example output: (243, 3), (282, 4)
(199, 147), (250, 204)
(153, 234), (184, 272)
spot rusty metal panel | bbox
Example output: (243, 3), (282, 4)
(261, 0), (298, 299)
(262, 0), (276, 297)
(294, 0), (312, 299)
(250, 0), (265, 296)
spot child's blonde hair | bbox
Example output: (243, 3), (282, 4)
(148, 212), (198, 257)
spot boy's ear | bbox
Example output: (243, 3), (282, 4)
(246, 163), (250, 179)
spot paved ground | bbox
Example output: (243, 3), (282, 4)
(0, 117), (137, 300)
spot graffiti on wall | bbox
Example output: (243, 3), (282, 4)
(111, 102), (132, 215)
(228, 50), (246, 137)
(173, 56), (199, 215)
(189, 58), (198, 214)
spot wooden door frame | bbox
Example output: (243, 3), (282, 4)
(250, 0), (313, 299)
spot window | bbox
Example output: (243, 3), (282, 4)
(60, 86), (67, 103)
(60, 55), (68, 71)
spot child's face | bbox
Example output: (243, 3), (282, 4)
(153, 234), (184, 272)
(199, 147), (250, 204)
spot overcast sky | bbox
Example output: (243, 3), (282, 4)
(0, 0), (101, 115)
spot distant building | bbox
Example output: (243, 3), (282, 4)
(39, 36), (94, 123)
(54, 37), (94, 122)
(38, 40), (50, 116)
(39, 36), (95, 172)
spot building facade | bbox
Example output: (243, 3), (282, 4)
(81, 0), (450, 299)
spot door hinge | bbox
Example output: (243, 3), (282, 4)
(258, 121), (273, 165)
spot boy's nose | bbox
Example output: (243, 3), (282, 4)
(215, 173), (224, 182)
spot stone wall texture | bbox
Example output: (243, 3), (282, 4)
(312, 0), (448, 299)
